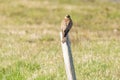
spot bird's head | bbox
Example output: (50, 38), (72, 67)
(64, 15), (71, 22)
(65, 14), (70, 19)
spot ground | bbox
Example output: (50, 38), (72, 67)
(0, 0), (120, 80)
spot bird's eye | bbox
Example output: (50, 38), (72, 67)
(66, 15), (70, 18)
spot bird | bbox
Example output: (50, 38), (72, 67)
(61, 15), (73, 43)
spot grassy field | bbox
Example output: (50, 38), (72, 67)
(0, 0), (120, 80)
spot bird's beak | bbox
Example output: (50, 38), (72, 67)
(64, 16), (67, 19)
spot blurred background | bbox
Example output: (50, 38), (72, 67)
(0, 0), (120, 80)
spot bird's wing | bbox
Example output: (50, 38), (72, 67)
(64, 21), (73, 37)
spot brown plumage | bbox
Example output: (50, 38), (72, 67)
(61, 15), (73, 43)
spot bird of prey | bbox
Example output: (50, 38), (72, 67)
(61, 15), (73, 43)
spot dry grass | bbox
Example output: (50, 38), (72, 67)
(0, 0), (120, 80)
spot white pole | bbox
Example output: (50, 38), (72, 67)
(60, 32), (76, 80)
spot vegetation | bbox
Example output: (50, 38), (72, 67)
(0, 0), (120, 80)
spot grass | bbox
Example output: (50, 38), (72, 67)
(0, 0), (120, 80)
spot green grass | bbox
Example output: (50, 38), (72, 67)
(0, 0), (120, 80)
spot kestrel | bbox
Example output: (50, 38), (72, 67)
(61, 15), (73, 43)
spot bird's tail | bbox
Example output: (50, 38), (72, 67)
(62, 37), (66, 43)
